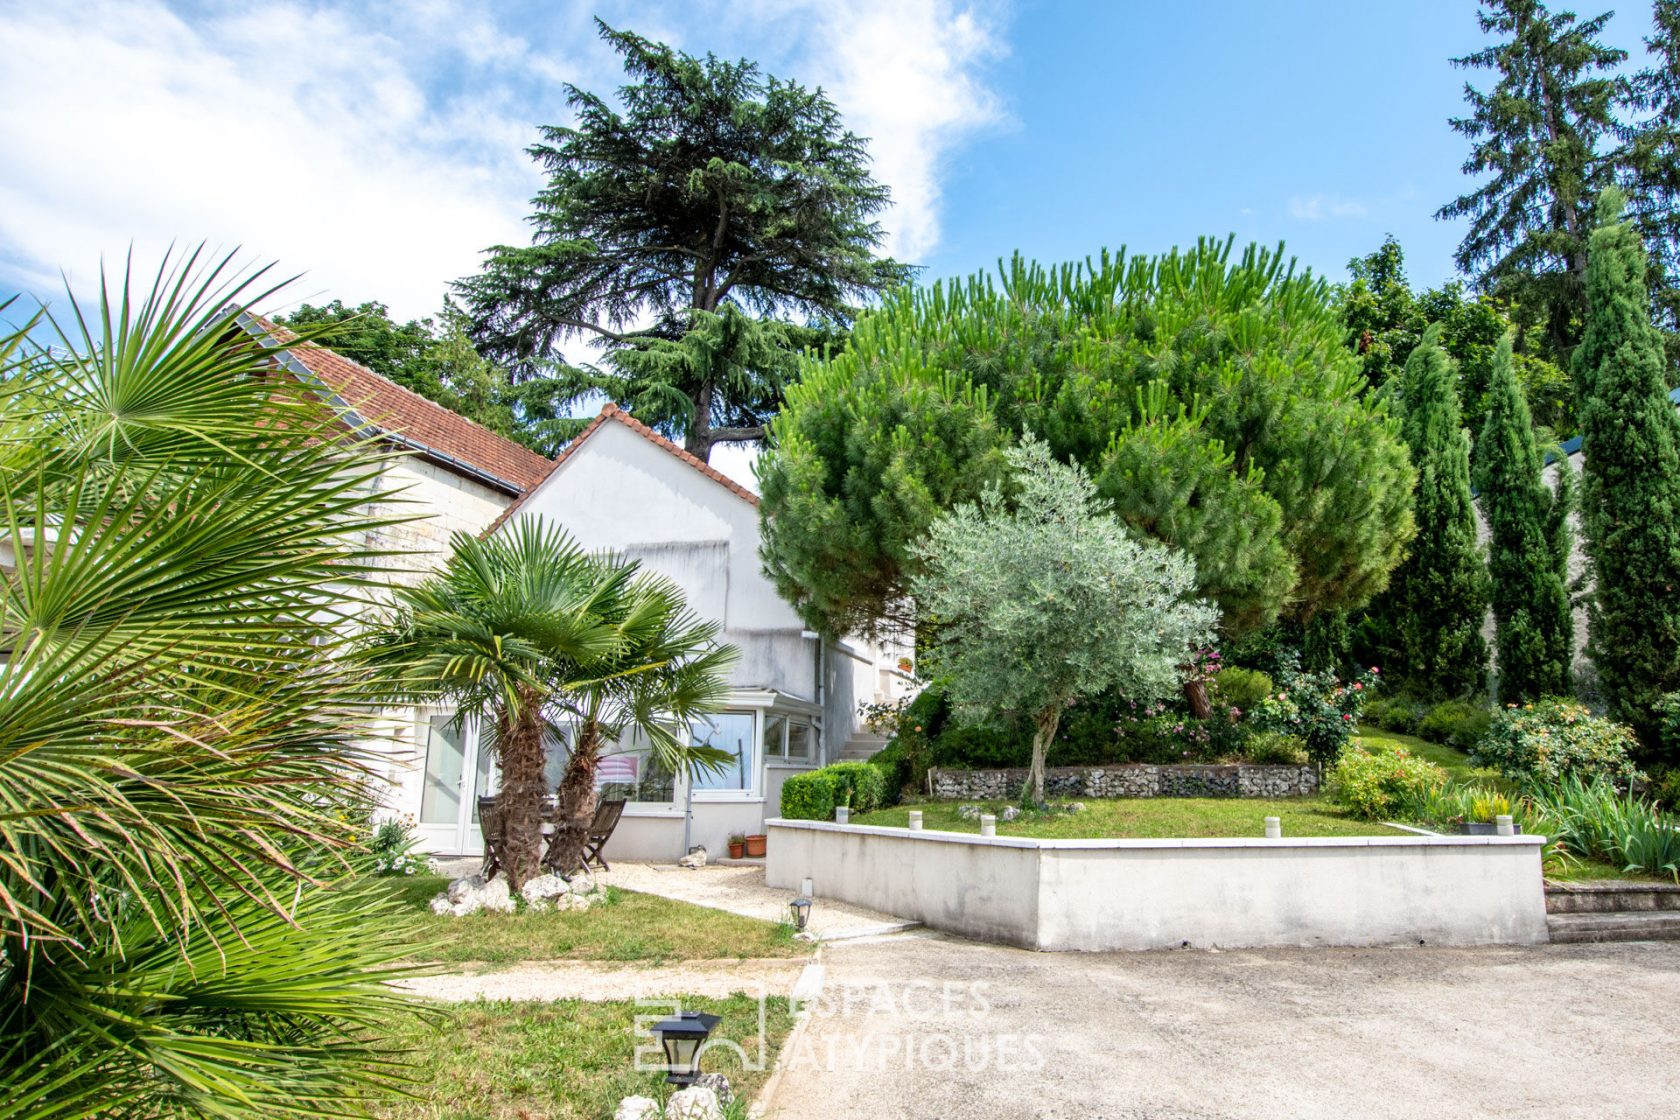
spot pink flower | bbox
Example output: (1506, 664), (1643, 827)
(1342, 714), (1352, 721)
(1353, 683), (1363, 691)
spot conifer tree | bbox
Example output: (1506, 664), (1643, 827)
(1438, 1), (1627, 357)
(1475, 335), (1574, 700)
(1622, 0), (1680, 332)
(1574, 191), (1680, 748)
(1391, 326), (1489, 698)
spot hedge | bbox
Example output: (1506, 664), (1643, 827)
(778, 761), (888, 820)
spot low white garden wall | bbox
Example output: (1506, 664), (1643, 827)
(765, 819), (1550, 950)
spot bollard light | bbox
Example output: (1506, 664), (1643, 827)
(790, 895), (813, 931)
(980, 813), (996, 838)
(1495, 814), (1514, 837)
(908, 810), (924, 831)
(1264, 816), (1282, 840)
(650, 1011), (721, 1086)
(836, 806), (850, 824)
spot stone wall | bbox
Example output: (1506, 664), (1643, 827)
(928, 763), (1318, 801)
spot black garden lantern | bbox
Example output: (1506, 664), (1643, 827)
(789, 896), (813, 932)
(650, 1011), (721, 1086)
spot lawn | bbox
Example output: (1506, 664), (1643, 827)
(376, 994), (792, 1120)
(387, 877), (808, 964)
(1352, 726), (1507, 787)
(851, 796), (1403, 838)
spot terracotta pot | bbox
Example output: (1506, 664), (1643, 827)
(744, 833), (767, 857)
(728, 841), (745, 859)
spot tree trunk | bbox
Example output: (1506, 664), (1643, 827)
(1022, 704), (1063, 808)
(1183, 678), (1212, 720)
(547, 719), (603, 877)
(494, 687), (548, 892)
(685, 378), (714, 462)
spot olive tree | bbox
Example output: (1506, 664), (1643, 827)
(911, 438), (1217, 806)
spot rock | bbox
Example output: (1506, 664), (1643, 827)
(678, 846), (708, 869)
(613, 1095), (661, 1120)
(520, 873), (572, 909)
(664, 1086), (723, 1120)
(694, 1073), (733, 1107)
(434, 874), (514, 917)
(955, 803), (981, 820)
(568, 870), (597, 895)
(1066, 802), (1088, 813)
(1000, 806), (1021, 822)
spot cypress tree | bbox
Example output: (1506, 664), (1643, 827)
(1574, 191), (1680, 748)
(1475, 335), (1574, 700)
(1392, 325), (1489, 698)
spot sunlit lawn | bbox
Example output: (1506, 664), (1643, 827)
(852, 796), (1402, 838)
(385, 877), (808, 964)
(378, 994), (790, 1120)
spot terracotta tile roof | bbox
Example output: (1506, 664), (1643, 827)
(483, 402), (758, 536)
(238, 315), (554, 495)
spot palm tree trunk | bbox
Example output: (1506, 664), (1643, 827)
(494, 687), (547, 892)
(548, 719), (603, 876)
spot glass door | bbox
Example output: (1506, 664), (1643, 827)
(415, 712), (496, 855)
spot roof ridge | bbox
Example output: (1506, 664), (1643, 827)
(482, 402), (758, 537)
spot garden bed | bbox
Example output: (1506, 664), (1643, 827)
(383, 877), (809, 964)
(375, 994), (793, 1120)
(850, 796), (1404, 838)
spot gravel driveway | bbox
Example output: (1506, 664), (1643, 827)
(763, 935), (1680, 1119)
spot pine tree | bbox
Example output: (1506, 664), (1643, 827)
(1475, 336), (1574, 701)
(1438, 1), (1627, 357)
(1574, 191), (1680, 749)
(1391, 326), (1489, 699)
(1622, 0), (1680, 333)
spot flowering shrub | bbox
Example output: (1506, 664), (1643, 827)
(1472, 699), (1644, 786)
(1330, 746), (1447, 820)
(367, 815), (426, 876)
(1250, 658), (1379, 769)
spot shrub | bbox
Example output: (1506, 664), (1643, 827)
(1472, 699), (1645, 786)
(1651, 768), (1680, 812)
(1244, 731), (1308, 766)
(1251, 656), (1379, 769)
(1417, 699), (1492, 752)
(1211, 667), (1275, 714)
(367, 816), (426, 876)
(1362, 695), (1429, 735)
(1416, 781), (1526, 829)
(1525, 774), (1680, 879)
(867, 740), (910, 804)
(780, 770), (837, 820)
(823, 761), (887, 813)
(1330, 746), (1448, 820)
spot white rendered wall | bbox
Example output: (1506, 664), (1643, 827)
(766, 820), (1550, 950)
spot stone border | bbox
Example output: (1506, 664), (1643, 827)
(765, 818), (1550, 951)
(929, 763), (1317, 800)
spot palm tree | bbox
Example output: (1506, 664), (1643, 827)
(0, 250), (420, 1118)
(364, 522), (735, 890)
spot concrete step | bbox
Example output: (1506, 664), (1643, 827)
(1547, 911), (1680, 943)
(1544, 880), (1680, 914)
(837, 734), (890, 761)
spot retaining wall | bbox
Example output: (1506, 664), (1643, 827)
(765, 818), (1550, 951)
(928, 763), (1318, 801)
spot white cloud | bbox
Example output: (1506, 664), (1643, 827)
(0, 0), (590, 320)
(0, 0), (1008, 326)
(1289, 194), (1370, 222)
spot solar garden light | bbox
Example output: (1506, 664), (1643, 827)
(835, 806), (850, 824)
(979, 813), (996, 838)
(650, 1011), (721, 1086)
(1496, 814), (1514, 837)
(790, 895), (813, 931)
(908, 810), (923, 831)
(1264, 816), (1282, 839)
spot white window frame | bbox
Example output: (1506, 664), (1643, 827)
(689, 708), (764, 804)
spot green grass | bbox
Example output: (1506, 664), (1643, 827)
(852, 796), (1403, 838)
(377, 994), (792, 1120)
(1352, 725), (1507, 786)
(387, 877), (808, 964)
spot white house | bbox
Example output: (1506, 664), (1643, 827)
(488, 403), (907, 862)
(242, 322), (904, 861)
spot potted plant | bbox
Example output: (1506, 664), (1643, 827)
(744, 832), (767, 858)
(727, 833), (746, 860)
(1461, 793), (1521, 835)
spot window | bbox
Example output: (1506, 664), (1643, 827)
(762, 715), (814, 763)
(541, 724), (676, 805)
(690, 711), (757, 793)
(419, 715), (466, 825)
(785, 721), (813, 762)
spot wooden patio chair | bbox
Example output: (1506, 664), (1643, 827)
(573, 798), (627, 874)
(477, 795), (503, 880)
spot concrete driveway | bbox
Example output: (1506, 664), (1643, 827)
(763, 934), (1680, 1119)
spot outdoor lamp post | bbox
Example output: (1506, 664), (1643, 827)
(650, 1011), (721, 1086)
(790, 896), (813, 932)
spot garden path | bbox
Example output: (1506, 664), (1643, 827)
(598, 862), (919, 942)
(394, 958), (808, 1002)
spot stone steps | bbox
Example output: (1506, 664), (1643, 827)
(837, 734), (889, 761)
(1545, 880), (1680, 943)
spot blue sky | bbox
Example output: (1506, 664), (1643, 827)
(0, 0), (1664, 318)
